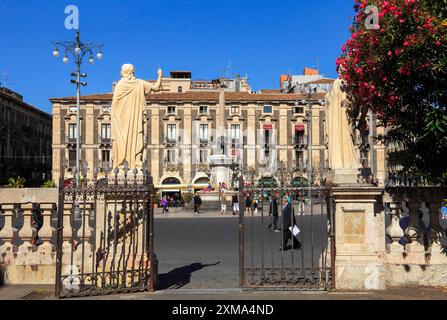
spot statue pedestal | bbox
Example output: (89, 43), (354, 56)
(327, 168), (360, 185)
(332, 185), (386, 290)
(209, 155), (235, 187)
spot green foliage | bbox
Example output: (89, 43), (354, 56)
(8, 177), (26, 188)
(42, 180), (56, 188)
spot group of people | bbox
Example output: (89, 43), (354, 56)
(160, 193), (203, 215)
(219, 182), (240, 215)
(244, 193), (259, 216)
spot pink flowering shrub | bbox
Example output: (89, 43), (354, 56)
(337, 0), (447, 183)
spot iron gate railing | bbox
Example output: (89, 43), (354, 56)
(238, 177), (335, 290)
(55, 165), (157, 298)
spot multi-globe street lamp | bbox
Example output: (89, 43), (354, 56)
(52, 30), (103, 186)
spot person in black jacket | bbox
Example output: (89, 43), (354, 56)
(280, 195), (302, 250)
(267, 193), (280, 232)
(193, 193), (202, 215)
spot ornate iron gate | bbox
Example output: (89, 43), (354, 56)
(55, 165), (157, 298)
(238, 177), (335, 290)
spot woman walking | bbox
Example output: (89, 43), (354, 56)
(161, 195), (169, 215)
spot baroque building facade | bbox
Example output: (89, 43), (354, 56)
(0, 87), (52, 186)
(50, 71), (333, 193)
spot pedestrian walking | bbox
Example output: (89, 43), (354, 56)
(280, 195), (302, 251)
(193, 193), (202, 215)
(252, 195), (259, 215)
(161, 195), (169, 215)
(220, 186), (227, 215)
(245, 193), (252, 216)
(267, 193), (280, 232)
(232, 193), (239, 215)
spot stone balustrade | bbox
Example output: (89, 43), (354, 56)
(383, 186), (447, 287)
(0, 188), (94, 284)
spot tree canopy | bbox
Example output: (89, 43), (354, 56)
(337, 0), (447, 184)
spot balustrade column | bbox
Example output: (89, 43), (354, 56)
(0, 204), (16, 264)
(61, 206), (73, 265)
(427, 201), (445, 246)
(75, 206), (93, 270)
(385, 202), (404, 252)
(37, 203), (56, 264)
(405, 201), (425, 252)
(16, 204), (35, 265)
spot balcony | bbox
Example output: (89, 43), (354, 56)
(65, 136), (78, 146)
(165, 137), (177, 146)
(294, 135), (308, 149)
(199, 138), (209, 146)
(98, 135), (112, 146)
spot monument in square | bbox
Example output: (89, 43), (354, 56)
(208, 89), (234, 188)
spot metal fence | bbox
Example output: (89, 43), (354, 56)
(55, 164), (157, 298)
(238, 176), (334, 290)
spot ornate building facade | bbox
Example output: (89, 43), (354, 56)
(50, 71), (333, 193)
(0, 87), (52, 186)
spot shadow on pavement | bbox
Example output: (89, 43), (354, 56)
(158, 262), (221, 290)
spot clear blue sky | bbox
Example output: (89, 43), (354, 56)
(0, 0), (355, 114)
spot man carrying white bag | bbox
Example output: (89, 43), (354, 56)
(280, 195), (302, 251)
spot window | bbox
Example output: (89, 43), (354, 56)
(231, 106), (239, 114)
(167, 124), (177, 142)
(230, 124), (240, 140)
(295, 130), (304, 144)
(199, 149), (208, 163)
(295, 150), (304, 166)
(101, 150), (110, 163)
(199, 124), (208, 141)
(293, 106), (304, 114)
(68, 150), (76, 167)
(101, 123), (111, 139)
(167, 149), (176, 163)
(264, 127), (271, 158)
(68, 123), (77, 139)
(199, 106), (208, 114)
(167, 106), (176, 114)
(263, 105), (273, 113)
(177, 86), (183, 93)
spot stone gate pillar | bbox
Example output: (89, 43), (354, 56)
(332, 185), (386, 290)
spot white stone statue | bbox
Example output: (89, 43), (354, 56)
(325, 77), (361, 184)
(111, 64), (162, 169)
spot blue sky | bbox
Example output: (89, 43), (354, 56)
(0, 0), (355, 113)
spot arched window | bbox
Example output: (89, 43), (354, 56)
(177, 86), (183, 93)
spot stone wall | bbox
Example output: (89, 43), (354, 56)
(333, 185), (447, 290)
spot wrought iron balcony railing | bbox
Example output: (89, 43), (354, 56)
(98, 136), (112, 145)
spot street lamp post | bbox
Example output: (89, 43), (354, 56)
(52, 30), (103, 186)
(305, 85), (313, 185)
